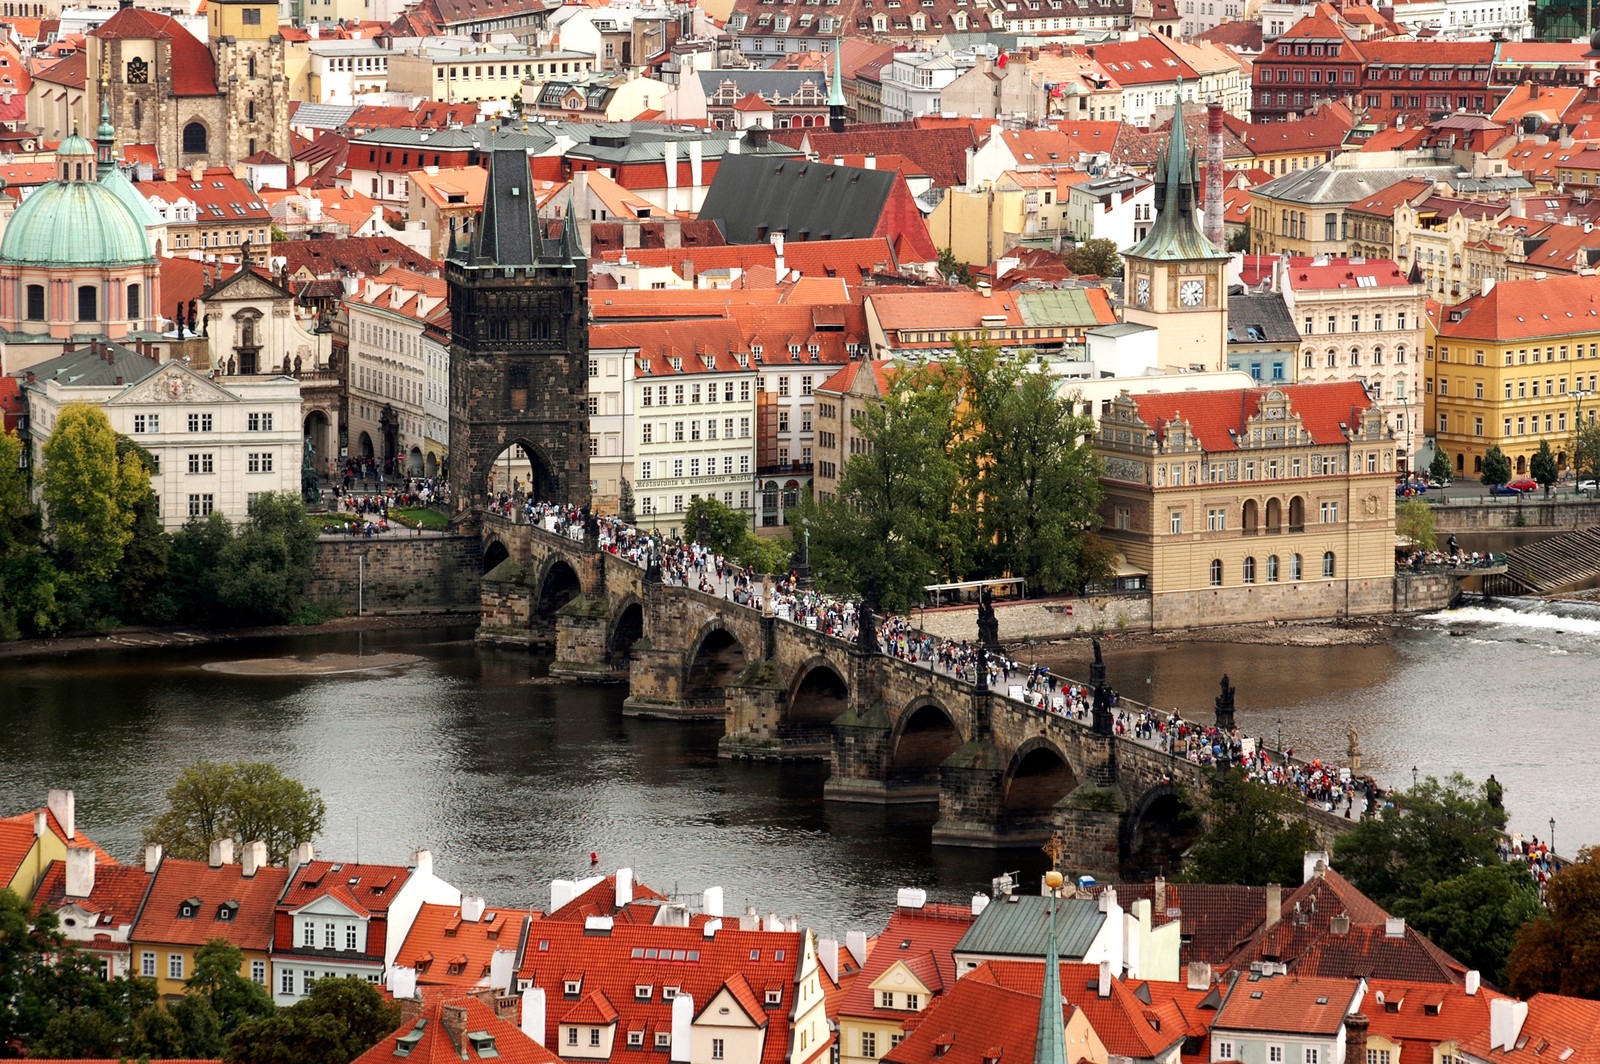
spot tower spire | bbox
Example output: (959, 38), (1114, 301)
(96, 50), (115, 176)
(1033, 865), (1067, 1064)
(828, 35), (847, 133)
(1123, 78), (1227, 263)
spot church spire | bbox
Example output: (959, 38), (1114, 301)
(828, 36), (847, 133)
(1033, 864), (1067, 1064)
(96, 51), (115, 177)
(1124, 80), (1227, 263)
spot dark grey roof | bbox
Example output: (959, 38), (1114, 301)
(461, 148), (582, 267)
(953, 894), (1107, 960)
(698, 155), (896, 244)
(695, 68), (829, 98)
(21, 341), (160, 388)
(1252, 163), (1456, 207)
(291, 103), (360, 130)
(352, 122), (562, 153)
(1227, 292), (1300, 345)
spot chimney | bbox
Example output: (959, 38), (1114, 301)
(701, 886), (723, 918)
(846, 930), (868, 967)
(411, 849), (432, 877)
(1331, 913), (1350, 935)
(1490, 999), (1529, 1050)
(551, 879), (576, 913)
(1266, 883), (1282, 929)
(664, 140), (679, 209)
(1385, 916), (1405, 938)
(189, 162), (205, 183)
(1186, 961), (1211, 991)
(1204, 99), (1225, 249)
(689, 138), (703, 188)
(1465, 970), (1481, 996)
(388, 966), (418, 1000)
(972, 894), (990, 916)
(65, 845), (97, 898)
(622, 219), (642, 250)
(1097, 959), (1112, 998)
(461, 894), (487, 922)
(615, 867), (634, 909)
(680, 259), (696, 285)
(1303, 851), (1330, 883)
(164, 167), (178, 183)
(817, 938), (840, 983)
(864, 153), (876, 169)
(209, 838), (235, 867)
(669, 991), (694, 1062)
(1482, 277), (1496, 297)
(1153, 876), (1166, 913)
(1097, 884), (1118, 914)
(489, 949), (515, 991)
(241, 840), (268, 878)
(440, 1005), (468, 1053)
(145, 844), (163, 873)
(664, 216), (682, 250)
(739, 906), (759, 932)
(1345, 1013), (1369, 1060)
(896, 887), (927, 910)
(32, 810), (46, 839)
(520, 985), (546, 1045)
(47, 789), (75, 840)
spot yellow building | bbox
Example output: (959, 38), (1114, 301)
(1428, 273), (1600, 479)
(835, 899), (976, 1064)
(925, 185), (1028, 267)
(1096, 382), (1397, 629)
(0, 790), (98, 900)
(130, 841), (287, 997)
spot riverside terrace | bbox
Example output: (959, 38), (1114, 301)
(474, 510), (1363, 878)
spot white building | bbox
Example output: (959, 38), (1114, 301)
(878, 51), (979, 122)
(344, 268), (449, 477)
(582, 341), (637, 513)
(22, 346), (301, 529)
(306, 39), (394, 104)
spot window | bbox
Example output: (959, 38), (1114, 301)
(248, 452), (273, 473)
(187, 453), (214, 474)
(1217, 1044), (1235, 1063)
(589, 1029), (600, 1047)
(1207, 508), (1226, 531)
(251, 960), (266, 985)
(142, 951), (156, 977)
(1243, 556), (1256, 583)
(642, 423), (653, 444)
(1269, 1048), (1284, 1064)
(188, 413), (213, 432)
(168, 953), (185, 980)
(878, 990), (894, 1008)
(242, 6), (261, 23)
(1320, 501), (1338, 524)
(25, 284), (43, 321)
(188, 494), (214, 517)
(182, 121), (208, 154)
(1368, 1052), (1392, 1064)
(1267, 555), (1279, 582)
(906, 993), (919, 1010)
(345, 926), (357, 951)
(1322, 551), (1336, 578)
(303, 922), (315, 947)
(281, 968), (295, 995)
(712, 1039), (725, 1060)
(324, 923), (336, 949)
(1209, 558), (1223, 586)
(247, 412), (273, 431)
(77, 284), (98, 322)
(862, 1032), (877, 1058)
(1305, 1050), (1321, 1064)
(567, 1029), (577, 1047)
(134, 413), (161, 434)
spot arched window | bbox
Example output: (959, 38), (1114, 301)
(1288, 496), (1305, 532)
(1242, 498), (1259, 533)
(1265, 497), (1282, 533)
(133, 100), (142, 127)
(76, 284), (97, 322)
(1267, 554), (1279, 582)
(127, 283), (141, 320)
(1322, 551), (1336, 578)
(1349, 347), (1361, 367)
(248, 56), (257, 78)
(1303, 351), (1313, 369)
(1209, 559), (1223, 586)
(25, 284), (44, 321)
(182, 121), (208, 155)
(1243, 556), (1256, 584)
(1292, 553), (1303, 580)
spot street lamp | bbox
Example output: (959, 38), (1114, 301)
(1276, 717), (1284, 761)
(1412, 764), (1419, 789)
(1551, 817), (1556, 856)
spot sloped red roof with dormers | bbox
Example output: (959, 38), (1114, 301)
(1213, 971), (1361, 1035)
(969, 961), (1205, 1059)
(545, 874), (671, 925)
(33, 860), (154, 933)
(281, 859), (414, 920)
(1129, 382), (1377, 453)
(1437, 273), (1600, 342)
(396, 901), (536, 988)
(1362, 977), (1505, 1064)
(91, 7), (216, 96)
(839, 903), (976, 1025)
(132, 856), (290, 953)
(774, 125), (977, 191)
(1456, 994), (1600, 1064)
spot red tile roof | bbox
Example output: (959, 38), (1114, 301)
(1087, 35), (1200, 85)
(597, 237), (896, 288)
(544, 875), (670, 924)
(0, 808), (111, 892)
(34, 860), (155, 931)
(1243, 104), (1354, 155)
(132, 167), (271, 225)
(838, 904), (976, 1024)
(970, 961), (1203, 1058)
(396, 902), (535, 988)
(277, 236), (439, 279)
(817, 358), (896, 397)
(1213, 972), (1360, 1035)
(355, 995), (560, 1064)
(775, 125), (977, 190)
(1130, 382), (1377, 453)
(1345, 177), (1432, 217)
(133, 857), (290, 952)
(1457, 995), (1600, 1064)
(881, 970), (1041, 1064)
(1437, 273), (1600, 341)
(1363, 979), (1505, 1064)
(1283, 255), (1413, 290)
(281, 860), (414, 919)
(91, 7), (216, 96)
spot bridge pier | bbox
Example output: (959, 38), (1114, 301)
(929, 740), (1010, 847)
(550, 597), (621, 682)
(824, 700), (938, 803)
(622, 645), (726, 719)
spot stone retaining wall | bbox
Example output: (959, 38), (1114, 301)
(310, 535), (482, 612)
(914, 596), (1152, 643)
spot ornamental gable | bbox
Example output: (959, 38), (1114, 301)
(110, 361), (241, 405)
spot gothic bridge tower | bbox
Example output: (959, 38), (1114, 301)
(447, 148), (590, 518)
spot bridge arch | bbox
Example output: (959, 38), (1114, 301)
(1001, 737), (1080, 833)
(606, 595), (646, 667)
(887, 696), (964, 787)
(486, 438), (559, 505)
(482, 538), (510, 574)
(685, 620), (749, 709)
(1122, 783), (1203, 880)
(787, 657), (850, 736)
(534, 556), (582, 622)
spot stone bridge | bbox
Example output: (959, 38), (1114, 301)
(476, 514), (1354, 877)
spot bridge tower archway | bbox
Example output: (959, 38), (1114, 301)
(1001, 738), (1079, 838)
(887, 697), (963, 790)
(1122, 783), (1203, 880)
(685, 622), (750, 710)
(786, 657), (850, 741)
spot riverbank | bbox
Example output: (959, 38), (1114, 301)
(1014, 616), (1392, 655)
(0, 610), (477, 663)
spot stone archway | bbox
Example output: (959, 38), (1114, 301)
(607, 598), (645, 667)
(1122, 783), (1203, 880)
(487, 439), (557, 504)
(685, 623), (749, 710)
(786, 658), (849, 740)
(1001, 738), (1079, 837)
(887, 697), (963, 796)
(482, 539), (510, 574)
(535, 558), (581, 624)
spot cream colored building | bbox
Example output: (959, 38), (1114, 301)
(1095, 382), (1397, 628)
(385, 42), (549, 105)
(925, 185), (1029, 268)
(812, 358), (894, 505)
(1276, 255), (1426, 469)
(345, 268), (448, 476)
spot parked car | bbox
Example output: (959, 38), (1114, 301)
(1507, 477), (1539, 492)
(1578, 479), (1598, 491)
(1489, 483), (1523, 496)
(1396, 481), (1427, 498)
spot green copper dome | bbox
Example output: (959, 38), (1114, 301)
(56, 132), (95, 157)
(100, 166), (164, 231)
(0, 176), (154, 267)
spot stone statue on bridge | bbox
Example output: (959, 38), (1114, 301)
(977, 585), (1000, 650)
(1347, 725), (1361, 775)
(1214, 674), (1236, 732)
(974, 640), (989, 690)
(1089, 637), (1106, 690)
(583, 507), (600, 549)
(856, 582), (879, 654)
(1091, 677), (1113, 736)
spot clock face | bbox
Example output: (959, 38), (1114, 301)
(1179, 279), (1205, 307)
(1135, 276), (1151, 305)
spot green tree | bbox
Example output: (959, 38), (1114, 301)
(808, 365), (961, 611)
(1396, 862), (1542, 987)
(1396, 498), (1436, 551)
(1574, 419), (1600, 491)
(153, 512), (233, 625)
(214, 492), (317, 624)
(1480, 445), (1513, 488)
(936, 247), (976, 288)
(184, 940), (275, 1032)
(955, 341), (1107, 594)
(0, 887), (66, 1052)
(1429, 448), (1454, 485)
(143, 760), (326, 866)
(1531, 438), (1559, 496)
(1333, 772), (1507, 911)
(40, 403), (149, 583)
(0, 428), (36, 557)
(732, 532), (792, 576)
(1506, 847), (1600, 1000)
(227, 976), (401, 1064)
(113, 436), (171, 623)
(1176, 772), (1320, 887)
(1064, 237), (1122, 278)
(684, 496), (750, 559)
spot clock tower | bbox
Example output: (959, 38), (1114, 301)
(1123, 88), (1230, 372)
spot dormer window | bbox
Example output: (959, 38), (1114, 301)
(564, 979), (582, 996)
(765, 989), (782, 1005)
(628, 1032), (644, 1047)
(663, 987), (679, 1000)
(655, 1033), (670, 1049)
(636, 985), (653, 1001)
(217, 901), (239, 921)
(179, 896), (201, 919)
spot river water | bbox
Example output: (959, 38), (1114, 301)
(2, 605), (1593, 933)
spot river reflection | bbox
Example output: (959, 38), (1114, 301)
(2, 609), (1594, 932)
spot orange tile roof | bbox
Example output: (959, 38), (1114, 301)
(839, 904), (975, 1024)
(280, 859), (414, 919)
(1346, 177), (1432, 217)
(34, 860), (154, 931)
(1457, 995), (1600, 1064)
(408, 165), (488, 211)
(971, 961), (1203, 1058)
(545, 874), (670, 924)
(818, 358), (897, 396)
(133, 167), (271, 224)
(0, 808), (111, 891)
(881, 971), (1040, 1064)
(1130, 382), (1376, 453)
(397, 902), (536, 988)
(1437, 272), (1600, 341)
(1212, 972), (1360, 1034)
(133, 857), (290, 952)
(1282, 255), (1412, 290)
(355, 995), (560, 1064)
(1363, 978), (1505, 1064)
